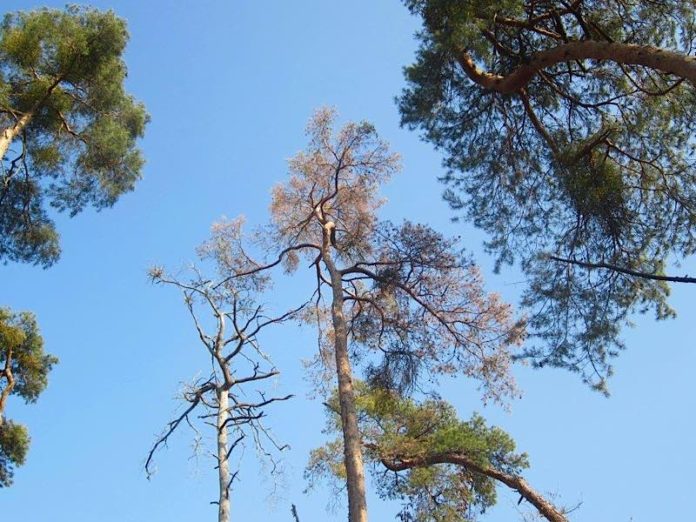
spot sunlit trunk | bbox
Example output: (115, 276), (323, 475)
(216, 386), (231, 522)
(0, 347), (15, 426)
(0, 75), (65, 162)
(322, 223), (368, 522)
(0, 113), (32, 162)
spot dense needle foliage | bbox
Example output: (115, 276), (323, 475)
(399, 0), (696, 390)
(0, 309), (56, 487)
(0, 6), (148, 266)
(308, 383), (529, 521)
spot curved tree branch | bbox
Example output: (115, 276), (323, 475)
(455, 40), (696, 94)
(378, 450), (568, 522)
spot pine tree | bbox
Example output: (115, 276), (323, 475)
(0, 308), (56, 487)
(399, 0), (696, 390)
(0, 6), (148, 266)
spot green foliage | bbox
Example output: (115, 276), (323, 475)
(399, 0), (696, 388)
(0, 308), (56, 487)
(0, 420), (29, 487)
(403, 0), (524, 59)
(560, 146), (627, 241)
(309, 383), (528, 520)
(0, 308), (57, 403)
(0, 5), (149, 267)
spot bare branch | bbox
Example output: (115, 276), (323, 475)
(214, 243), (320, 290)
(145, 381), (215, 478)
(548, 255), (696, 284)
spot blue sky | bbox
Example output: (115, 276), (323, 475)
(2, 2), (695, 521)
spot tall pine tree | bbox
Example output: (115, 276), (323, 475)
(399, 0), (696, 390)
(0, 6), (148, 266)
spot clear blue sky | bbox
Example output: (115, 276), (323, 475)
(3, 2), (695, 521)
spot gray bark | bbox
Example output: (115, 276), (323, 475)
(217, 386), (231, 522)
(321, 220), (368, 522)
(0, 113), (32, 162)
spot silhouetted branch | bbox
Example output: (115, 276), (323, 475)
(145, 381), (215, 478)
(549, 255), (696, 284)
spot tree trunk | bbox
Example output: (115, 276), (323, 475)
(216, 386), (231, 522)
(322, 222), (368, 522)
(0, 347), (15, 427)
(0, 113), (32, 162)
(0, 74), (66, 162)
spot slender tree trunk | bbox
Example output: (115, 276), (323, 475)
(216, 386), (231, 522)
(0, 73), (66, 162)
(321, 222), (368, 522)
(0, 348), (15, 427)
(0, 113), (32, 162)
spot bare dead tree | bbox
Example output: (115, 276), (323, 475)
(146, 218), (302, 522)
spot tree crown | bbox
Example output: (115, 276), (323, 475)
(0, 6), (148, 266)
(0, 308), (57, 405)
(0, 420), (28, 488)
(0, 308), (56, 488)
(271, 106), (400, 262)
(271, 109), (524, 403)
(399, 0), (696, 390)
(308, 383), (529, 521)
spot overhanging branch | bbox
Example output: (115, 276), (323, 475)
(455, 40), (696, 94)
(377, 449), (568, 522)
(549, 255), (696, 284)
